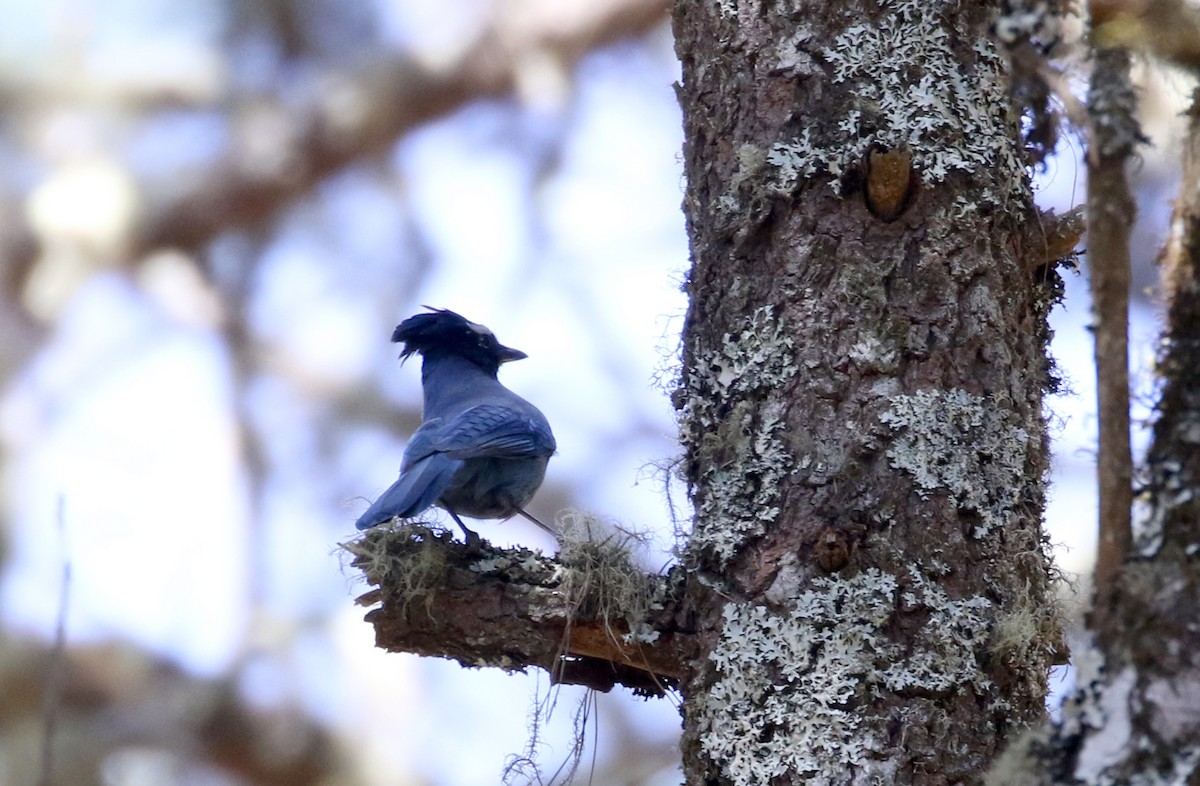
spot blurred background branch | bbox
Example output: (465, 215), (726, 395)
(0, 1), (689, 784)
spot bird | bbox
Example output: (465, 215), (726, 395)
(355, 308), (556, 544)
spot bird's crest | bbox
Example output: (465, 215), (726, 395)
(392, 308), (526, 374)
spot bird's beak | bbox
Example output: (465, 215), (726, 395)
(498, 345), (528, 363)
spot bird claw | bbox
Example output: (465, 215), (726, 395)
(461, 527), (483, 552)
(450, 512), (483, 551)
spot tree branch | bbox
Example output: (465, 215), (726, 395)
(345, 525), (692, 696)
(1085, 43), (1140, 628)
(1092, 0), (1200, 71)
(1144, 86), (1200, 563)
(133, 0), (668, 256)
(0, 0), (669, 287)
(989, 89), (1200, 786)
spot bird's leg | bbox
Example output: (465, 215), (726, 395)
(518, 509), (558, 540)
(447, 508), (482, 550)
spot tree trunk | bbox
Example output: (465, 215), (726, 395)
(671, 1), (1064, 782)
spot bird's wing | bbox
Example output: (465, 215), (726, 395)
(355, 406), (554, 530)
(354, 452), (464, 530)
(398, 417), (448, 470)
(426, 404), (556, 460)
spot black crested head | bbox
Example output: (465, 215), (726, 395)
(391, 308), (527, 376)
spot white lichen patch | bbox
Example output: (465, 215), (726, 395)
(1075, 667), (1136, 782)
(1121, 748), (1200, 786)
(703, 306), (798, 418)
(1143, 679), (1200, 744)
(768, 0), (1026, 209)
(469, 555), (516, 573)
(766, 129), (817, 184)
(1058, 640), (1109, 740)
(993, 0), (1060, 51)
(881, 389), (1029, 537)
(1133, 458), (1196, 557)
(700, 571), (897, 784)
(1059, 648), (1200, 786)
(700, 568), (997, 784)
(469, 552), (562, 584)
(883, 571), (993, 695)
(622, 622), (661, 645)
(692, 401), (793, 563)
(683, 306), (799, 564)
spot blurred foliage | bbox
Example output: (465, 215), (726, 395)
(0, 0), (682, 784)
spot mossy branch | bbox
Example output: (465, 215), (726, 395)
(343, 524), (693, 696)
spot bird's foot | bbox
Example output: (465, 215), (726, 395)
(449, 510), (484, 553)
(461, 527), (484, 553)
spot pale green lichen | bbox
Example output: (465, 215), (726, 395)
(768, 0), (1025, 210)
(1075, 666), (1136, 782)
(883, 571), (994, 696)
(881, 389), (1030, 537)
(682, 306), (799, 564)
(699, 571), (896, 784)
(555, 511), (663, 645)
(696, 306), (798, 419)
(699, 568), (997, 785)
(730, 142), (769, 192)
(692, 400), (792, 563)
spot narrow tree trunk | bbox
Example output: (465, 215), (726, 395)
(991, 86), (1200, 786)
(671, 2), (1063, 782)
(1086, 45), (1137, 629)
(1099, 85), (1200, 785)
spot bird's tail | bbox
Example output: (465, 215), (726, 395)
(354, 455), (464, 530)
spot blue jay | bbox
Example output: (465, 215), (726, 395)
(355, 308), (556, 543)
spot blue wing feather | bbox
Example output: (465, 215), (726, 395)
(429, 404), (556, 459)
(354, 453), (464, 530)
(356, 405), (554, 530)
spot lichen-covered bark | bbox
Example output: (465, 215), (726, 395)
(1107, 85), (1200, 784)
(671, 1), (1063, 782)
(348, 524), (692, 695)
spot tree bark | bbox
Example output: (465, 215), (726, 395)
(671, 1), (1063, 782)
(348, 525), (692, 696)
(1085, 45), (1138, 630)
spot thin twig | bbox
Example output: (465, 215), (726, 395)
(37, 496), (72, 786)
